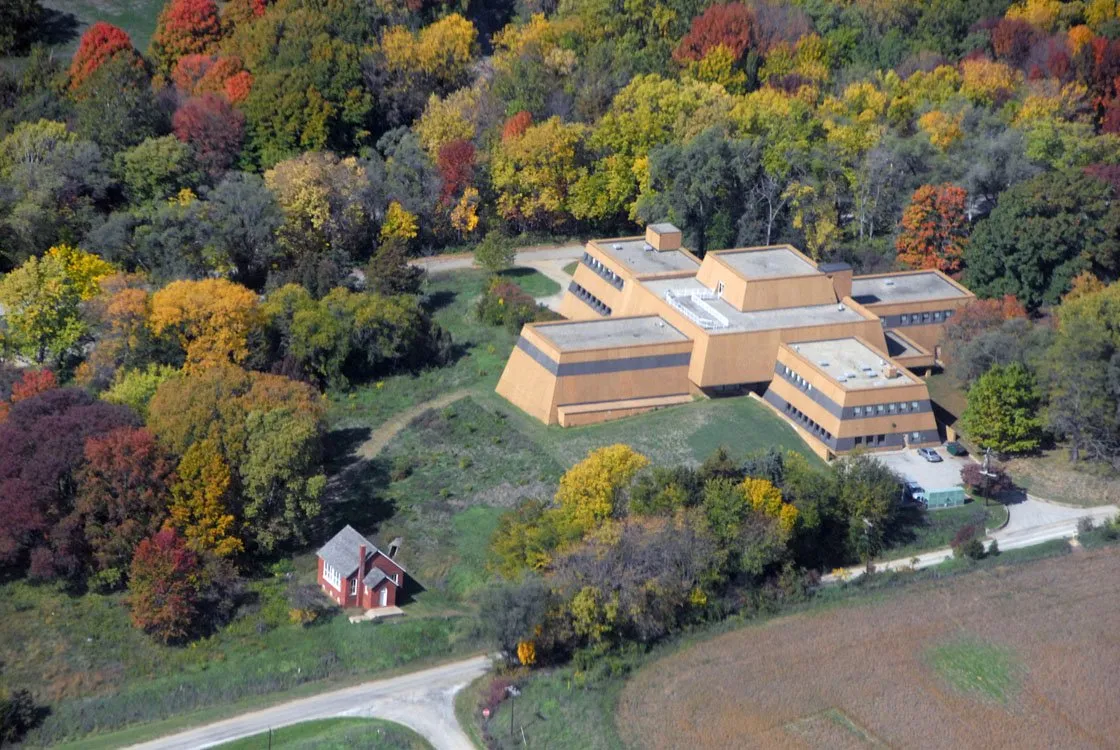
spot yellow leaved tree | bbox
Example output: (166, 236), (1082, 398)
(556, 444), (649, 537)
(149, 278), (262, 372)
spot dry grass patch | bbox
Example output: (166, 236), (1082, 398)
(618, 547), (1120, 750)
(1006, 449), (1120, 507)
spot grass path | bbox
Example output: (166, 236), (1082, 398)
(357, 389), (472, 459)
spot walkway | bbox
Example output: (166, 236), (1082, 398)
(125, 655), (491, 750)
(823, 495), (1119, 583)
(357, 389), (471, 460)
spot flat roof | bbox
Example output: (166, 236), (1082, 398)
(884, 330), (926, 359)
(715, 247), (819, 279)
(789, 338), (917, 389)
(592, 238), (700, 277)
(535, 316), (689, 352)
(850, 272), (969, 304)
(642, 277), (870, 334)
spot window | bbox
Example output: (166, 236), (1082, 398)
(392, 573), (400, 584)
(853, 406), (862, 417)
(944, 310), (952, 319)
(349, 578), (358, 595)
(922, 312), (931, 323)
(900, 314), (909, 325)
(933, 311), (942, 321)
(877, 434), (886, 444)
(323, 563), (341, 589)
(888, 403), (897, 414)
(912, 432), (921, 440)
(854, 436), (863, 446)
(877, 404), (885, 414)
(911, 401), (919, 410)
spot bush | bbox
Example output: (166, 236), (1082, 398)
(1077, 516), (1096, 535)
(476, 277), (559, 333)
(987, 539), (1000, 556)
(951, 524), (985, 559)
(0, 689), (42, 745)
(961, 538), (986, 560)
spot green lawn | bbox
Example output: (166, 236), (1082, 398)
(3, 559), (476, 747)
(925, 638), (1021, 703)
(882, 500), (1007, 561)
(498, 266), (561, 297)
(40, 1), (164, 56)
(219, 718), (431, 750)
(483, 669), (625, 750)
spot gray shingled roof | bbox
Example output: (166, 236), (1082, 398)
(317, 524), (407, 578)
(363, 567), (388, 588)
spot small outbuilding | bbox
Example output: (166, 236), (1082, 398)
(316, 525), (405, 610)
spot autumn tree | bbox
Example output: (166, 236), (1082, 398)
(0, 245), (115, 365)
(149, 0), (224, 74)
(673, 3), (757, 65)
(147, 366), (326, 552)
(149, 278), (262, 371)
(168, 438), (242, 556)
(127, 529), (204, 642)
(72, 427), (176, 588)
(0, 389), (138, 578)
(114, 135), (200, 203)
(69, 22), (144, 90)
(895, 184), (970, 273)
(172, 94), (246, 178)
(491, 117), (587, 230)
(437, 139), (475, 205)
(555, 444), (649, 538)
(171, 54), (251, 103)
(473, 231), (516, 274)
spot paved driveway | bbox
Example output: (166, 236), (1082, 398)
(876, 447), (969, 492)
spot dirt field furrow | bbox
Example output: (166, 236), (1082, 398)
(619, 547), (1120, 750)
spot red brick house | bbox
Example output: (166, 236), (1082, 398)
(316, 525), (406, 609)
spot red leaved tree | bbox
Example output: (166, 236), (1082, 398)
(10, 369), (56, 403)
(991, 18), (1039, 69)
(150, 0), (224, 73)
(501, 111), (532, 141)
(438, 139), (475, 204)
(171, 53), (251, 103)
(673, 3), (757, 63)
(74, 427), (176, 582)
(223, 0), (269, 27)
(128, 529), (203, 643)
(172, 93), (246, 177)
(69, 22), (143, 90)
(896, 184), (970, 274)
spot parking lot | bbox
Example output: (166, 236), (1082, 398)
(876, 447), (972, 493)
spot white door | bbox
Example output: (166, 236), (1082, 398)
(378, 587), (388, 607)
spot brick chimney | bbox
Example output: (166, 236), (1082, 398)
(356, 544), (366, 603)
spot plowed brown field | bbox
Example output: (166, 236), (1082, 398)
(618, 547), (1120, 750)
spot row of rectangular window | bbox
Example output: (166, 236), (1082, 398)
(852, 431), (921, 447)
(782, 365), (814, 393)
(582, 253), (624, 290)
(784, 402), (833, 442)
(571, 282), (612, 316)
(852, 401), (922, 417)
(896, 309), (954, 326)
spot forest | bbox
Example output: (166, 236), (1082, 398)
(4, 0), (1120, 742)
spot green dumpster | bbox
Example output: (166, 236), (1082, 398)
(925, 487), (966, 509)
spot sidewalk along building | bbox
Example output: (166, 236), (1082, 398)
(496, 224), (975, 458)
(316, 525), (406, 609)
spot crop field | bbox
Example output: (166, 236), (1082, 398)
(618, 546), (1120, 749)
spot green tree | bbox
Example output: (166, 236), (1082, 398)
(473, 230), (516, 274)
(114, 135), (200, 204)
(0, 245), (115, 365)
(964, 171), (1120, 310)
(72, 55), (164, 155)
(960, 363), (1044, 454)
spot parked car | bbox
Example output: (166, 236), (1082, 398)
(918, 447), (943, 463)
(905, 482), (927, 505)
(945, 441), (966, 456)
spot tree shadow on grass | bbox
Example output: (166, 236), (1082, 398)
(319, 455), (396, 536)
(882, 503), (926, 550)
(34, 8), (80, 46)
(425, 288), (459, 313)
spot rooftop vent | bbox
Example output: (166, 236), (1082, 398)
(612, 243), (623, 250)
(643, 243), (654, 251)
(818, 360), (829, 367)
(837, 303), (846, 311)
(645, 222), (682, 252)
(884, 279), (895, 286)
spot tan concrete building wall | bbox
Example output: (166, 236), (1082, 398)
(495, 346), (556, 423)
(739, 275), (838, 312)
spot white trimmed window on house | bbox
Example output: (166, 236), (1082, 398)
(324, 563), (341, 589)
(350, 578), (358, 595)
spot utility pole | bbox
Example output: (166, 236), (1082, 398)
(980, 447), (995, 506)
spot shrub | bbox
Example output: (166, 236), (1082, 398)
(476, 277), (559, 333)
(987, 539), (1000, 556)
(1077, 516), (1095, 535)
(0, 689), (42, 745)
(961, 538), (986, 560)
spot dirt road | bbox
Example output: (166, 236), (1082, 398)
(356, 389), (471, 460)
(124, 655), (491, 750)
